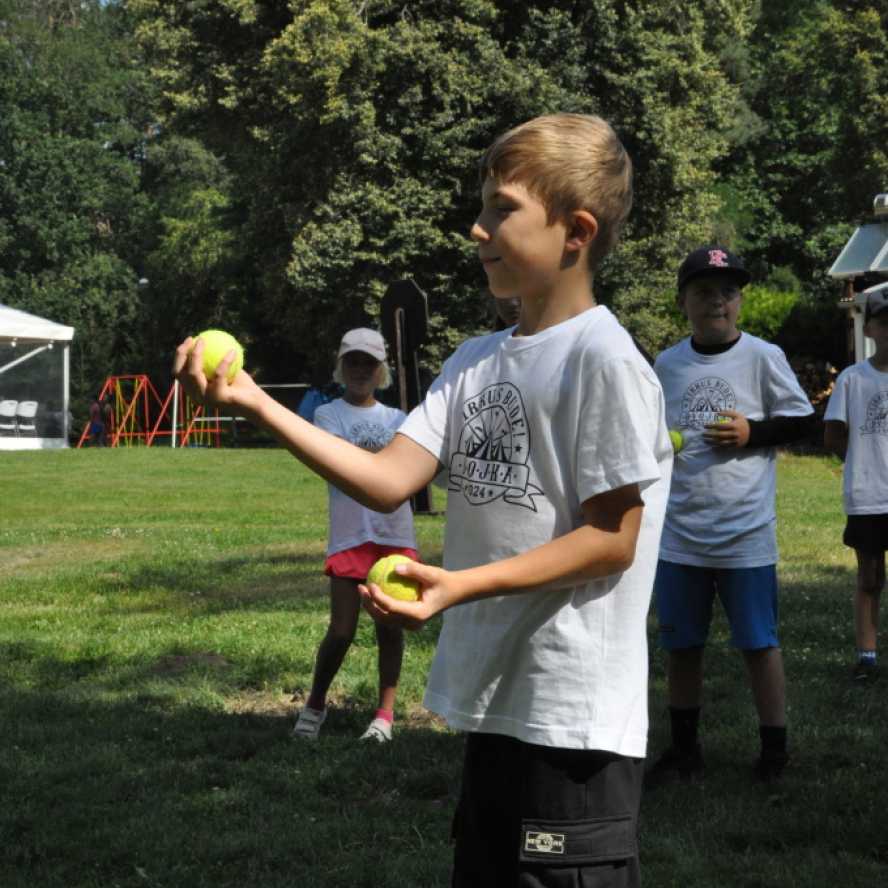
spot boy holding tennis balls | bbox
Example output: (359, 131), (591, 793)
(175, 113), (672, 887)
(649, 246), (814, 786)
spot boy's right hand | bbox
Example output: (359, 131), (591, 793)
(703, 409), (750, 448)
(173, 336), (265, 415)
(360, 561), (462, 630)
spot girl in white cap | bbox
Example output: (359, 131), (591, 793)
(293, 328), (419, 742)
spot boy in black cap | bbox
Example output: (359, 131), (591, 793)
(824, 281), (888, 680)
(648, 245), (814, 784)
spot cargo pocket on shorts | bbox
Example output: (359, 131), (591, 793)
(519, 815), (637, 887)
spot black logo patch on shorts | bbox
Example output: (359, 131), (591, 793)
(524, 830), (566, 854)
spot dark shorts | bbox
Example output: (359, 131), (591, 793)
(654, 560), (779, 651)
(451, 733), (643, 888)
(843, 514), (888, 555)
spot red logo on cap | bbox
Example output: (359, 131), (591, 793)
(708, 249), (728, 267)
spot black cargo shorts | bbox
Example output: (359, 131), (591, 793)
(451, 733), (643, 888)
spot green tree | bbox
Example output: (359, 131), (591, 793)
(0, 0), (247, 412)
(715, 1), (888, 364)
(7, 0), (876, 403)
(129, 0), (754, 381)
(134, 135), (244, 387)
(0, 0), (151, 408)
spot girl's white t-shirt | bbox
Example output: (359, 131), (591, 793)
(824, 360), (888, 515)
(314, 399), (416, 556)
(654, 333), (813, 568)
(398, 306), (672, 756)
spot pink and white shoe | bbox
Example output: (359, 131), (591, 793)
(360, 717), (393, 743)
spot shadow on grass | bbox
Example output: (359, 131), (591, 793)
(0, 664), (462, 888)
(643, 559), (888, 887)
(88, 548), (445, 619)
(9, 551), (886, 887)
(90, 551), (327, 613)
(0, 616), (446, 697)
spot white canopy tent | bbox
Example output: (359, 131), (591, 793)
(0, 303), (75, 450)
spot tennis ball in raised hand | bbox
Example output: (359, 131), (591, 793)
(716, 414), (731, 424)
(367, 554), (421, 602)
(192, 329), (244, 382)
(669, 429), (684, 453)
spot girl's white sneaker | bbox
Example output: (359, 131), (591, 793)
(292, 706), (326, 740)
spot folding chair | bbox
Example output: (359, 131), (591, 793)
(0, 399), (18, 435)
(16, 400), (38, 435)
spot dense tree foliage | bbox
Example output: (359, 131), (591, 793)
(714, 1), (888, 364)
(126, 0), (755, 377)
(1, 0), (885, 415)
(0, 0), (147, 406)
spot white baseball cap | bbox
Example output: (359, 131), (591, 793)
(338, 328), (386, 362)
(864, 282), (888, 321)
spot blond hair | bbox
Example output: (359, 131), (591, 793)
(333, 357), (392, 390)
(479, 113), (633, 268)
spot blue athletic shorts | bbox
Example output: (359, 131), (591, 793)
(654, 560), (779, 651)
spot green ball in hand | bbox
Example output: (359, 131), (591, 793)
(669, 429), (684, 453)
(192, 329), (244, 382)
(367, 554), (421, 601)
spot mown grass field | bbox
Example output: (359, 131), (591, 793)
(1, 448), (887, 887)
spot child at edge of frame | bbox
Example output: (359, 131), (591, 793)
(291, 327), (419, 743)
(173, 113), (673, 888)
(824, 280), (888, 682)
(646, 245), (815, 789)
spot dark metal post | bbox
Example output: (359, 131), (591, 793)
(381, 280), (432, 513)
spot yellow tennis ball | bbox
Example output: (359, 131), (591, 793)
(669, 429), (684, 453)
(192, 329), (244, 382)
(367, 554), (421, 602)
(716, 414), (730, 424)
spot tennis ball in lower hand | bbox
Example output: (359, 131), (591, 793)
(191, 329), (244, 382)
(669, 429), (684, 453)
(367, 555), (421, 601)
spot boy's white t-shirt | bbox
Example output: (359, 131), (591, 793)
(314, 399), (416, 556)
(824, 360), (888, 515)
(654, 333), (812, 568)
(398, 305), (672, 756)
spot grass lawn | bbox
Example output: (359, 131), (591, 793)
(2, 448), (887, 886)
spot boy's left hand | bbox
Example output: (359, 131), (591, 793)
(360, 561), (461, 630)
(703, 409), (750, 448)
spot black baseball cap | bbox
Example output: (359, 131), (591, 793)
(678, 246), (751, 291)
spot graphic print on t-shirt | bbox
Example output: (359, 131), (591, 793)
(347, 420), (395, 452)
(860, 392), (888, 436)
(680, 376), (737, 429)
(448, 382), (543, 510)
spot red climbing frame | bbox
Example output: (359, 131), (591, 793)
(76, 376), (222, 448)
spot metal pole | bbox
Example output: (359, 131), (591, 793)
(395, 307), (408, 414)
(62, 343), (70, 447)
(171, 380), (179, 448)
